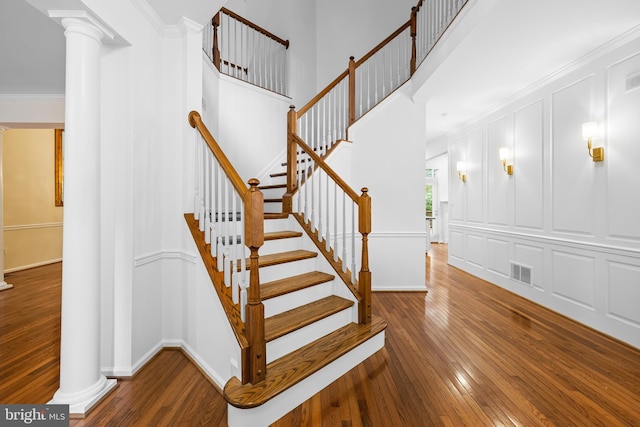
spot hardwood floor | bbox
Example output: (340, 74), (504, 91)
(2, 246), (639, 426)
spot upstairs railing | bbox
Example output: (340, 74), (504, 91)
(282, 0), (467, 322)
(203, 7), (290, 96)
(293, 0), (468, 154)
(189, 111), (266, 385)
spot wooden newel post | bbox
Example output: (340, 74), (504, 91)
(244, 178), (266, 384)
(348, 56), (356, 125)
(283, 106), (297, 214)
(410, 6), (417, 76)
(358, 187), (372, 324)
(212, 14), (221, 70)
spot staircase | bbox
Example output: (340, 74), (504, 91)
(186, 112), (385, 426)
(189, 2), (470, 423)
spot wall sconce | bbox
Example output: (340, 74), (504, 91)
(499, 147), (513, 175)
(456, 161), (467, 182)
(582, 121), (604, 162)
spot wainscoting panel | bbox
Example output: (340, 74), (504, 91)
(551, 250), (596, 309)
(486, 238), (509, 277)
(514, 243), (544, 290)
(607, 260), (640, 326)
(514, 99), (544, 230)
(551, 77), (595, 235)
(466, 233), (485, 269)
(607, 51), (640, 241)
(466, 129), (484, 224)
(487, 116), (509, 227)
(449, 231), (465, 261)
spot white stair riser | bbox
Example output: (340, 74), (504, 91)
(263, 281), (333, 318)
(263, 202), (283, 213)
(260, 187), (286, 199)
(261, 237), (303, 255)
(227, 331), (386, 427)
(258, 258), (317, 283)
(266, 307), (353, 364)
(263, 218), (293, 232)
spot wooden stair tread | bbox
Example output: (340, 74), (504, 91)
(264, 295), (353, 342)
(224, 315), (387, 408)
(264, 212), (288, 220)
(261, 271), (335, 300)
(264, 198), (283, 203)
(237, 250), (317, 272)
(264, 230), (303, 241)
(259, 183), (286, 190)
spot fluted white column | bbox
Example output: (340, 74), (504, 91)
(49, 16), (116, 414)
(0, 127), (12, 292)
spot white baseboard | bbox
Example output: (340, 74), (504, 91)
(102, 339), (226, 391)
(5, 258), (62, 274)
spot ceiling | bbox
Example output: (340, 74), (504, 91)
(0, 1), (66, 95)
(2, 0), (640, 142)
(413, 0), (640, 142)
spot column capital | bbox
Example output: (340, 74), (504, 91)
(49, 10), (115, 43)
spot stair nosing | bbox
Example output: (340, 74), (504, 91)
(264, 295), (354, 342)
(236, 249), (317, 272)
(264, 230), (303, 241)
(261, 271), (335, 300)
(223, 315), (387, 408)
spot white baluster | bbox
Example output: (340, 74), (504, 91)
(231, 191), (238, 303)
(333, 181), (339, 262)
(342, 191), (347, 273)
(325, 173), (330, 251)
(351, 200), (356, 283)
(204, 150), (211, 244)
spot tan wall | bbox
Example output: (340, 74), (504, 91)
(3, 129), (63, 272)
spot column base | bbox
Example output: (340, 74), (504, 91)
(50, 375), (117, 416)
(0, 281), (13, 292)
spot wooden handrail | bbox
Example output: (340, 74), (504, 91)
(354, 20), (411, 67)
(189, 110), (266, 385)
(291, 133), (360, 202)
(297, 69), (349, 117)
(189, 111), (249, 198)
(220, 7), (289, 48)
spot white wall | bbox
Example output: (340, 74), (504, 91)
(314, 0), (416, 91)
(447, 33), (640, 349)
(203, 60), (291, 184)
(223, 0), (317, 106)
(349, 83), (427, 291)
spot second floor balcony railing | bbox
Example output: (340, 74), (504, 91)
(204, 8), (290, 97)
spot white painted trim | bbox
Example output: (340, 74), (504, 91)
(369, 231), (428, 239)
(179, 340), (227, 390)
(101, 340), (227, 391)
(0, 281), (13, 291)
(0, 94), (65, 101)
(129, 0), (181, 38)
(4, 222), (63, 231)
(5, 258), (62, 274)
(133, 250), (197, 267)
(449, 224), (640, 258)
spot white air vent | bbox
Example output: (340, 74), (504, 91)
(626, 71), (640, 92)
(510, 262), (532, 286)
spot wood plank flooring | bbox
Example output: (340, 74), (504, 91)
(2, 245), (639, 426)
